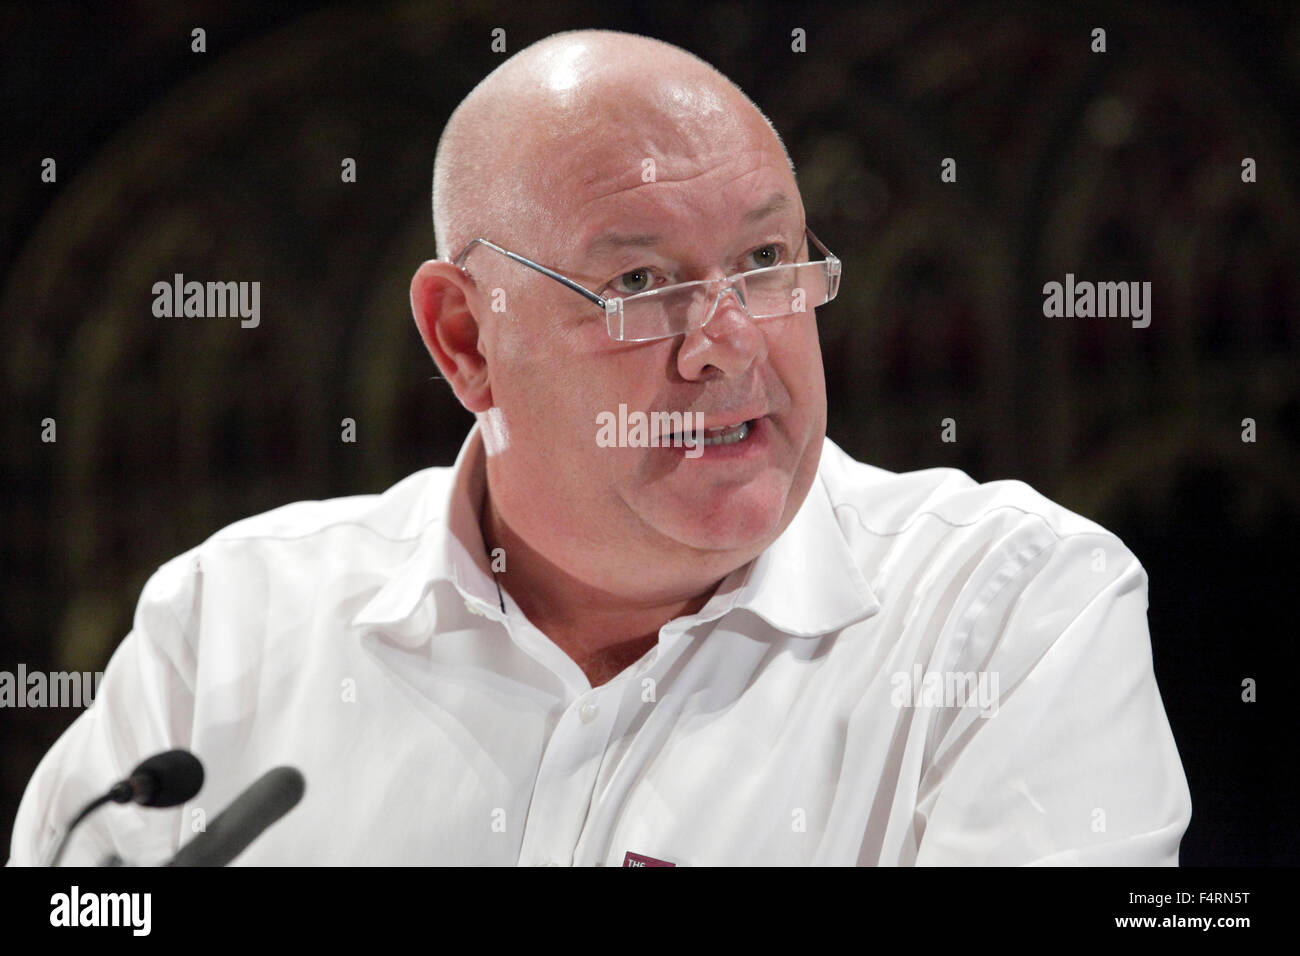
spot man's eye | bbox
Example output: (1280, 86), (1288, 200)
(748, 244), (782, 269)
(613, 269), (653, 294)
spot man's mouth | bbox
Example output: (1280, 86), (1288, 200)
(698, 421), (751, 446)
(667, 419), (754, 446)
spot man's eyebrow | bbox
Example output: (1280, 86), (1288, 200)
(583, 192), (794, 260)
(584, 230), (662, 259)
(741, 191), (790, 224)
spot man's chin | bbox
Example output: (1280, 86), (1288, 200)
(650, 471), (796, 554)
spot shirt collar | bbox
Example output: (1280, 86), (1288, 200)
(349, 420), (500, 631)
(680, 441), (881, 636)
(351, 428), (880, 639)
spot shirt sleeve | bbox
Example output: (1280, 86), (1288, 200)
(6, 552), (201, 867)
(911, 532), (1193, 865)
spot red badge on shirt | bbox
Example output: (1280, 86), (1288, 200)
(622, 851), (675, 867)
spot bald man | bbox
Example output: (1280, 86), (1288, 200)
(10, 30), (1190, 867)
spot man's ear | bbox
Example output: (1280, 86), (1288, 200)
(410, 260), (493, 413)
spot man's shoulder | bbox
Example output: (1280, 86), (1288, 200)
(816, 435), (1131, 556)
(814, 437), (1151, 691)
(142, 464), (454, 603)
(207, 464), (452, 546)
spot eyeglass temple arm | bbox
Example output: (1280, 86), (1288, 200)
(804, 227), (840, 275)
(452, 238), (607, 307)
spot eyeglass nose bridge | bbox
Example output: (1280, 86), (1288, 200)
(693, 276), (752, 333)
(603, 270), (778, 342)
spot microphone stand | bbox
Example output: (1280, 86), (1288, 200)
(44, 793), (116, 867)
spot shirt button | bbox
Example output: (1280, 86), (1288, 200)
(464, 600), (485, 617)
(579, 702), (598, 723)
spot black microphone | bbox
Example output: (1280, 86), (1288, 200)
(108, 749), (205, 808)
(167, 766), (305, 867)
(46, 749), (205, 867)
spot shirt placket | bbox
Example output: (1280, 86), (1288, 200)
(472, 591), (623, 866)
(515, 681), (620, 866)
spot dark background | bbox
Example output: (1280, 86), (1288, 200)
(2, 0), (1296, 865)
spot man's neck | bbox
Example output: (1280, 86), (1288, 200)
(480, 491), (724, 687)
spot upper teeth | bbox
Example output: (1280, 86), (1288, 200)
(701, 421), (750, 445)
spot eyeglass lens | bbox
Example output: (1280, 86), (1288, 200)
(619, 262), (834, 340)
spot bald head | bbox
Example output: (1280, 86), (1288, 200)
(432, 30), (793, 262)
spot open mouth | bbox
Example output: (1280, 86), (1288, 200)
(698, 420), (751, 446)
(666, 419), (754, 447)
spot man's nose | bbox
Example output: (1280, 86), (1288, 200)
(675, 283), (767, 380)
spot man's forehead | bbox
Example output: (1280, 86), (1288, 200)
(582, 191), (796, 260)
(521, 111), (798, 263)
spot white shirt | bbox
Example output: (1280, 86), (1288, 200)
(8, 424), (1191, 866)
